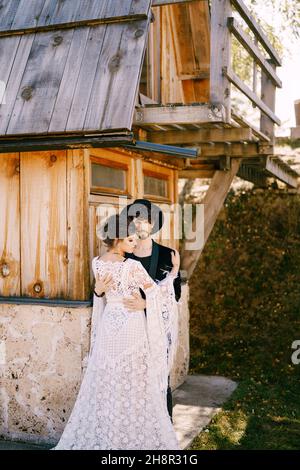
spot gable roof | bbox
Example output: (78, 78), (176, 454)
(0, 0), (152, 138)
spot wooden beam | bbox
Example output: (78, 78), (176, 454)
(227, 17), (282, 88)
(169, 142), (272, 159)
(134, 104), (226, 126)
(179, 169), (215, 178)
(265, 157), (299, 188)
(182, 163), (216, 170)
(231, 0), (282, 66)
(0, 134), (134, 153)
(0, 14), (149, 37)
(258, 143), (274, 155)
(181, 157), (242, 279)
(179, 156), (231, 173)
(194, 142), (273, 157)
(147, 127), (256, 144)
(153, 0), (202, 5)
(223, 67), (281, 125)
(210, 0), (232, 122)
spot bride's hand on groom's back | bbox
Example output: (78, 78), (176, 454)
(171, 249), (180, 276)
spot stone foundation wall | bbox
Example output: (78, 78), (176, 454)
(0, 303), (90, 445)
(0, 286), (190, 445)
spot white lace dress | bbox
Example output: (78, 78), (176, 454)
(51, 257), (180, 450)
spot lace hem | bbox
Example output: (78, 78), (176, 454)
(51, 340), (180, 450)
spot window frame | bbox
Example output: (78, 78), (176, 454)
(89, 155), (132, 197)
(142, 163), (172, 203)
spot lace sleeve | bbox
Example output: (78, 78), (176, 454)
(130, 260), (158, 293)
(130, 260), (179, 381)
(89, 257), (106, 358)
(156, 273), (179, 375)
(131, 259), (176, 294)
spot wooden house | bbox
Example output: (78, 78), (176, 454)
(0, 0), (298, 445)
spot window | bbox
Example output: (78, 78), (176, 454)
(144, 172), (168, 198)
(90, 155), (131, 196)
(91, 162), (125, 190)
(143, 165), (172, 202)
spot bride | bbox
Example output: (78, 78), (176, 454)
(51, 213), (181, 450)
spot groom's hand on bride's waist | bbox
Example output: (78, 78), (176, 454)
(123, 292), (146, 311)
(94, 272), (113, 297)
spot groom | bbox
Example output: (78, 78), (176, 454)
(121, 199), (181, 423)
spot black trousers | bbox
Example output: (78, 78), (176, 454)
(167, 375), (173, 423)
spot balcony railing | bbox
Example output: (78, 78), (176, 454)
(210, 0), (282, 141)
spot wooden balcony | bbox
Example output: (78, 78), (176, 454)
(133, 0), (298, 188)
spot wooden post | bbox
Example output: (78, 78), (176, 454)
(149, 7), (162, 102)
(252, 37), (258, 96)
(260, 59), (276, 144)
(210, 0), (232, 122)
(291, 99), (300, 139)
(294, 99), (300, 126)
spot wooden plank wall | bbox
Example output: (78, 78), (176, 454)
(0, 153), (20, 296)
(67, 150), (90, 300)
(160, 5), (184, 103)
(152, 1), (210, 104)
(0, 150), (89, 300)
(20, 151), (68, 298)
(0, 149), (178, 300)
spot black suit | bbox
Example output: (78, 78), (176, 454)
(125, 240), (181, 422)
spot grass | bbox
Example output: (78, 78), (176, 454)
(186, 188), (300, 450)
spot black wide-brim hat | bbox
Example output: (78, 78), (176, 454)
(120, 199), (164, 234)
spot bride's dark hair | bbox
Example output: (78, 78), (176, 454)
(101, 213), (136, 248)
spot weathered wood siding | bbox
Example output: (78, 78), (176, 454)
(0, 150), (89, 300)
(151, 1), (210, 104)
(0, 148), (178, 301)
(67, 150), (90, 300)
(20, 151), (68, 298)
(0, 0), (152, 137)
(0, 153), (20, 296)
